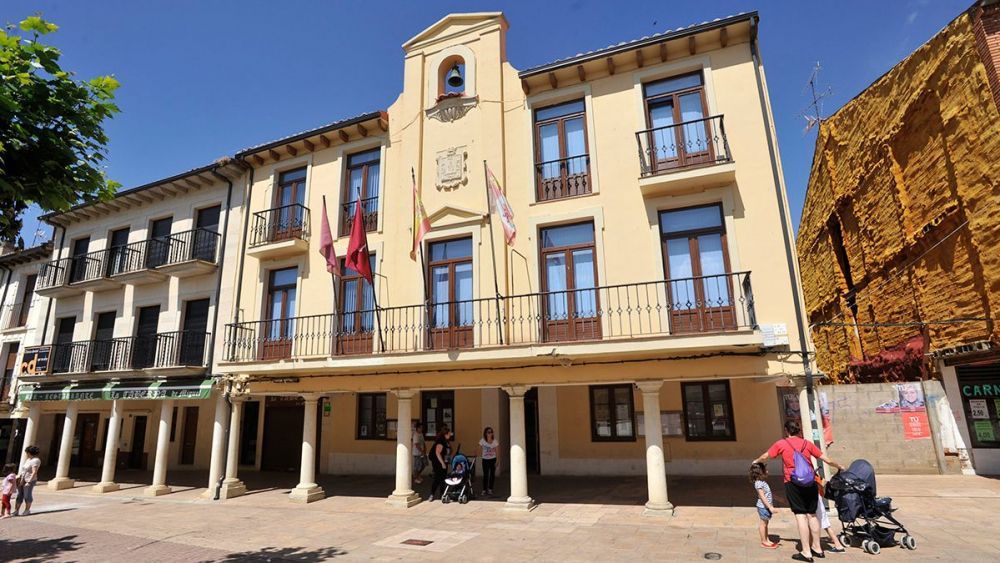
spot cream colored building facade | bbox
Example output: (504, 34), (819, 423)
(216, 11), (810, 512)
(15, 11), (811, 513)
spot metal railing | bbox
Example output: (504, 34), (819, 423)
(37, 259), (69, 291)
(165, 228), (220, 265)
(67, 249), (112, 284)
(0, 301), (31, 330)
(250, 204), (310, 247)
(534, 154), (591, 202)
(340, 196), (379, 236)
(224, 272), (755, 362)
(636, 115), (731, 176)
(48, 331), (210, 375)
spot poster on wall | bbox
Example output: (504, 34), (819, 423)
(896, 383), (930, 440)
(778, 388), (833, 446)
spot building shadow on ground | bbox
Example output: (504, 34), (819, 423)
(0, 535), (83, 563)
(217, 545), (347, 561)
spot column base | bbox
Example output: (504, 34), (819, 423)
(642, 500), (675, 516)
(143, 484), (172, 497)
(92, 482), (119, 493)
(386, 490), (421, 508)
(288, 484), (325, 504)
(504, 495), (536, 511)
(219, 478), (247, 500)
(47, 477), (75, 490)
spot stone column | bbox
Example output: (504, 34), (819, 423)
(503, 386), (535, 511)
(203, 390), (228, 497)
(94, 400), (122, 493)
(289, 394), (324, 503)
(144, 400), (174, 496)
(18, 403), (40, 468)
(48, 402), (78, 490)
(387, 390), (420, 507)
(637, 381), (673, 516)
(220, 396), (247, 499)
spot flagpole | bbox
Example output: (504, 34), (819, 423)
(482, 160), (505, 345)
(323, 195), (340, 357)
(356, 186), (386, 353)
(413, 168), (432, 349)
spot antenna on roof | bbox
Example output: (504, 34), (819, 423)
(800, 62), (832, 134)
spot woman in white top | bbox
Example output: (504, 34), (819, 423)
(478, 427), (499, 496)
(15, 445), (41, 516)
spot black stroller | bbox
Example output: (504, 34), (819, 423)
(441, 446), (477, 505)
(825, 459), (917, 555)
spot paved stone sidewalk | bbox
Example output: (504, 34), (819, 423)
(0, 474), (998, 561)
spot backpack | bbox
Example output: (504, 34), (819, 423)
(786, 438), (816, 486)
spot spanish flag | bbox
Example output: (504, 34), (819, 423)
(410, 167), (431, 260)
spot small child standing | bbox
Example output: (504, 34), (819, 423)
(751, 462), (779, 549)
(1, 463), (16, 519)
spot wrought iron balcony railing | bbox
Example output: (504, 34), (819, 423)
(250, 204), (310, 247)
(636, 115), (731, 176)
(47, 331), (210, 375)
(224, 272), (756, 362)
(534, 154), (591, 202)
(340, 196), (379, 236)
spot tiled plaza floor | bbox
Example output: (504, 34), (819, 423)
(1, 472), (998, 561)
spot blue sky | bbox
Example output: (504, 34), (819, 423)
(5, 0), (969, 245)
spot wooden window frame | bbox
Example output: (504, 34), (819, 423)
(642, 71), (713, 171)
(341, 150), (381, 236)
(356, 392), (388, 440)
(539, 222), (601, 342)
(336, 256), (375, 355)
(421, 390), (455, 440)
(533, 99), (591, 201)
(14, 274), (36, 328)
(589, 384), (637, 442)
(260, 267), (298, 360)
(681, 380), (736, 442)
(426, 237), (474, 350)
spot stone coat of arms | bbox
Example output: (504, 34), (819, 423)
(436, 146), (467, 190)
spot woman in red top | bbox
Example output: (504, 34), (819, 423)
(754, 420), (844, 562)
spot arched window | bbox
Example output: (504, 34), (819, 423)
(438, 55), (465, 100)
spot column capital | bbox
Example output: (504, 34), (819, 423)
(229, 394), (249, 404)
(635, 380), (664, 394)
(391, 389), (416, 400)
(300, 393), (323, 403)
(502, 385), (532, 398)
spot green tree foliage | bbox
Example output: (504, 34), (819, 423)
(0, 15), (120, 244)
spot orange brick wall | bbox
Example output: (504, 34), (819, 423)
(797, 10), (1000, 382)
(973, 1), (1000, 109)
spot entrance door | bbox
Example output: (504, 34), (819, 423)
(69, 237), (91, 283)
(179, 299), (210, 366)
(48, 413), (65, 467)
(180, 406), (198, 465)
(107, 227), (131, 276)
(146, 217), (173, 268)
(132, 305), (160, 369)
(128, 415), (147, 469)
(260, 398), (304, 472)
(0, 420), (12, 467)
(193, 205), (221, 262)
(239, 400), (260, 466)
(75, 413), (100, 467)
(90, 311), (117, 371)
(525, 388), (541, 474)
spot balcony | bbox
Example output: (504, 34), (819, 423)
(35, 251), (123, 297)
(534, 155), (592, 202)
(247, 204), (310, 259)
(107, 240), (169, 285)
(35, 331), (210, 379)
(340, 196), (379, 236)
(635, 115), (735, 196)
(155, 229), (220, 277)
(224, 272), (757, 363)
(0, 301), (31, 332)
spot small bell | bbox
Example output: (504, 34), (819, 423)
(446, 64), (464, 88)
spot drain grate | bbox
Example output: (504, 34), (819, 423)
(401, 539), (434, 547)
(704, 553), (722, 560)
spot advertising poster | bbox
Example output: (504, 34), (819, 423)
(778, 388), (833, 445)
(896, 383), (930, 440)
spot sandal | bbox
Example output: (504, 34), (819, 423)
(827, 547), (845, 553)
(761, 541), (779, 549)
(791, 554), (814, 563)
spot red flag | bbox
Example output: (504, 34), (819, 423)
(318, 198), (340, 276)
(345, 199), (373, 284)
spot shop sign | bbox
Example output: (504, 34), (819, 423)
(956, 366), (1000, 449)
(19, 346), (51, 376)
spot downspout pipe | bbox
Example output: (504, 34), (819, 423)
(208, 164), (237, 371)
(232, 159), (256, 325)
(748, 18), (821, 449)
(40, 224), (66, 345)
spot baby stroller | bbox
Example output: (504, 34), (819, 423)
(441, 446), (477, 505)
(825, 459), (917, 555)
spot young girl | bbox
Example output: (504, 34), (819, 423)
(750, 462), (779, 549)
(1, 463), (16, 519)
